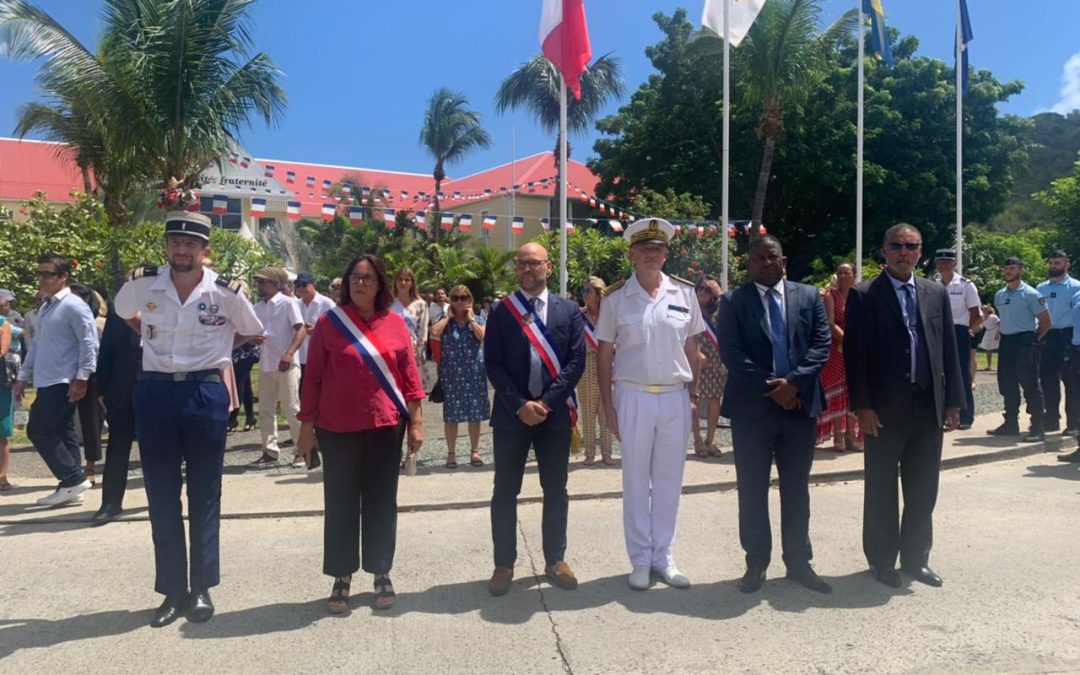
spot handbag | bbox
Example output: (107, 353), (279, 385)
(1, 352), (19, 389)
(428, 375), (444, 403)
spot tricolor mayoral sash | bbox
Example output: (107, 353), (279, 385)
(326, 304), (410, 419)
(702, 320), (719, 352)
(503, 290), (578, 425)
(582, 312), (599, 350)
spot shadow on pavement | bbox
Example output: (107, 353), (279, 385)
(0, 506), (151, 535)
(179, 601), (325, 639)
(0, 611), (148, 658)
(1022, 463), (1080, 481)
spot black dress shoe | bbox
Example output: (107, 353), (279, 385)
(987, 422), (1019, 436)
(869, 566), (902, 588)
(786, 565), (833, 594)
(738, 567), (766, 594)
(150, 594), (190, 628)
(90, 503), (123, 526)
(1057, 449), (1080, 463)
(957, 423), (972, 431)
(1021, 429), (1045, 443)
(902, 565), (943, 587)
(187, 590), (215, 623)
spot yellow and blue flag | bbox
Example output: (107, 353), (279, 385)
(862, 0), (894, 67)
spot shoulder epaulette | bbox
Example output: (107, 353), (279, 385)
(215, 276), (246, 294)
(670, 274), (695, 287)
(602, 278), (627, 296)
(128, 264), (159, 281)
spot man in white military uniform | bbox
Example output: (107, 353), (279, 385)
(115, 212), (263, 628)
(935, 249), (982, 429)
(596, 217), (704, 590)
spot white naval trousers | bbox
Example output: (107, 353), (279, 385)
(614, 384), (692, 568)
(258, 363), (301, 458)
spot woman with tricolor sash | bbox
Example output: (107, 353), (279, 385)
(298, 254), (425, 613)
(579, 276), (614, 465)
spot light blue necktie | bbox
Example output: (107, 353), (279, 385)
(528, 297), (544, 397)
(768, 288), (791, 377)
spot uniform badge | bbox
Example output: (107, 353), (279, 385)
(209, 304), (219, 314)
(524, 313), (534, 324)
(198, 302), (207, 312)
(1039, 297), (1047, 306)
(146, 302), (157, 311)
(199, 315), (227, 326)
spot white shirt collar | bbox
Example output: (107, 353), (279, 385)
(47, 286), (72, 303)
(753, 279), (785, 297)
(523, 287), (549, 306)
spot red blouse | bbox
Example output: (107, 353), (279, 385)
(298, 308), (425, 433)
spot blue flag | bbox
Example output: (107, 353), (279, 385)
(956, 0), (974, 94)
(862, 0), (894, 67)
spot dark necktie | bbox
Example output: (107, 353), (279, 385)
(528, 297), (543, 397)
(902, 285), (932, 388)
(768, 288), (791, 376)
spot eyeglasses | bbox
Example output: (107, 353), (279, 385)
(886, 242), (922, 252)
(35, 271), (61, 279)
(347, 274), (377, 286)
(450, 295), (471, 302)
(515, 260), (549, 270)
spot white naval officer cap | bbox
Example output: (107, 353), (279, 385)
(164, 211), (212, 242)
(624, 217), (675, 246)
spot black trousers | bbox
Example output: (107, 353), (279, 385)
(997, 332), (1044, 426)
(76, 374), (103, 463)
(731, 407), (816, 570)
(27, 383), (86, 487)
(101, 405), (136, 507)
(1039, 329), (1074, 428)
(863, 389), (942, 570)
(228, 355), (257, 427)
(491, 423), (571, 568)
(954, 326), (975, 425)
(317, 423), (405, 577)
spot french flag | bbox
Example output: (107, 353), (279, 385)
(263, 165), (274, 178)
(400, 190), (409, 200)
(415, 210), (428, 227)
(566, 221), (575, 234)
(482, 215), (497, 231)
(306, 176), (315, 187)
(322, 179), (332, 191)
(212, 195), (228, 215)
(250, 197), (266, 215)
(286, 170), (296, 183)
(608, 219), (623, 233)
(440, 213), (454, 231)
(513, 216), (525, 234)
(240, 157), (250, 168)
(541, 0), (592, 100)
(287, 201), (301, 221)
(342, 183), (352, 196)
(348, 206), (364, 226)
(321, 203), (336, 221)
(539, 218), (550, 232)
(228, 153), (238, 165)
(382, 208), (397, 227)
(458, 214), (473, 232)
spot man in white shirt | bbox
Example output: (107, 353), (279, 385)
(935, 249), (982, 429)
(294, 272), (334, 394)
(250, 267), (306, 467)
(428, 288), (449, 324)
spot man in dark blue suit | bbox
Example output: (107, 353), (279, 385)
(484, 242), (586, 596)
(718, 235), (833, 594)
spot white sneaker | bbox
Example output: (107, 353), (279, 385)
(628, 565), (651, 590)
(36, 480), (91, 507)
(654, 565), (691, 589)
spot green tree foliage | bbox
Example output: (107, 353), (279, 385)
(535, 229), (630, 293)
(995, 112), (1080, 230)
(629, 188), (711, 221)
(589, 10), (1029, 279)
(961, 226), (1057, 302)
(419, 88), (491, 222)
(1035, 157), (1080, 255)
(0, 193), (278, 311)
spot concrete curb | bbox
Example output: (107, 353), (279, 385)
(2, 432), (1070, 527)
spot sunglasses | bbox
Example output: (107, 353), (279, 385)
(886, 242), (921, 252)
(450, 295), (471, 302)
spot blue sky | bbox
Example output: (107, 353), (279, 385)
(2, 1), (1078, 178)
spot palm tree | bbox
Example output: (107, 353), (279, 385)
(1, 0), (286, 212)
(418, 88), (492, 237)
(494, 54), (625, 228)
(695, 0), (856, 226)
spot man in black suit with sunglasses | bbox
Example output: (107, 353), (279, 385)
(844, 223), (964, 589)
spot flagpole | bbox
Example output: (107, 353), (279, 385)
(955, 0), (964, 273)
(721, 0), (730, 292)
(856, 0), (865, 281)
(559, 73), (569, 296)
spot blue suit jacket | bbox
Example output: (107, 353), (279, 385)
(484, 292), (586, 430)
(717, 280), (831, 419)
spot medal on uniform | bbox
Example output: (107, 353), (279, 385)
(209, 304), (219, 314)
(146, 302), (157, 311)
(198, 302), (207, 312)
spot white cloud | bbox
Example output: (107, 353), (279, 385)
(1050, 52), (1080, 115)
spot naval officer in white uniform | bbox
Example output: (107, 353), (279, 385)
(595, 217), (704, 590)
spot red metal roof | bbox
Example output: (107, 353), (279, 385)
(0, 137), (88, 203)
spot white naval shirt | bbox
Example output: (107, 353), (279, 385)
(115, 265), (263, 373)
(254, 292), (304, 372)
(595, 272), (705, 386)
(939, 273), (980, 327)
(297, 292), (335, 365)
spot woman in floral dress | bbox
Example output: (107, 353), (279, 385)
(579, 276), (614, 465)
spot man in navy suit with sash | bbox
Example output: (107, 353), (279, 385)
(718, 235), (833, 594)
(484, 242), (586, 596)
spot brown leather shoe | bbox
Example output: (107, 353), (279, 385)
(544, 561), (579, 590)
(488, 567), (514, 596)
